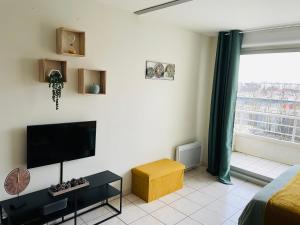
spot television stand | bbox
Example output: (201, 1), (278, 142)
(0, 170), (122, 225)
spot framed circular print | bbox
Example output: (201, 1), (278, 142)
(146, 67), (155, 78)
(154, 63), (164, 78)
(165, 64), (175, 79)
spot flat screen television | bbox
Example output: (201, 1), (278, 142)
(27, 121), (96, 169)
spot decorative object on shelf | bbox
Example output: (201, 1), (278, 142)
(48, 177), (90, 196)
(4, 168), (30, 209)
(56, 27), (85, 57)
(48, 69), (64, 110)
(78, 69), (106, 95)
(67, 33), (77, 54)
(88, 83), (100, 94)
(145, 61), (175, 80)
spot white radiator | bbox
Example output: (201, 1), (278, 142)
(176, 142), (201, 170)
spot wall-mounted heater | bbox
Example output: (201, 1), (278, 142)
(176, 142), (201, 170)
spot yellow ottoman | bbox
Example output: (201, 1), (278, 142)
(131, 159), (185, 202)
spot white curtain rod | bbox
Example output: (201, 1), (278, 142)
(225, 23), (300, 35)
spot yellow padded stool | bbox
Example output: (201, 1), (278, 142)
(131, 159), (185, 202)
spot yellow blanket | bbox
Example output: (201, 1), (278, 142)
(265, 172), (300, 225)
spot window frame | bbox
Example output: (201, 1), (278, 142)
(234, 51), (300, 146)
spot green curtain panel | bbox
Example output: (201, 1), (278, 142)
(207, 30), (243, 184)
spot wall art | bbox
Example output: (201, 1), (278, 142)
(145, 60), (175, 80)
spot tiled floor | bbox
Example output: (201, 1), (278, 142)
(231, 151), (291, 179)
(55, 166), (263, 225)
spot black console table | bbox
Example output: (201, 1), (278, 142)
(0, 170), (122, 225)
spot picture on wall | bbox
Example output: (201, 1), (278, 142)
(145, 60), (175, 81)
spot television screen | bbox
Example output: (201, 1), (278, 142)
(27, 121), (96, 169)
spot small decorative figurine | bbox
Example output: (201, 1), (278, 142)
(88, 84), (100, 94)
(68, 34), (77, 54)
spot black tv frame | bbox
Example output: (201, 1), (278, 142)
(27, 120), (97, 183)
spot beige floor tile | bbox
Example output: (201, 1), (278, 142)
(124, 194), (141, 202)
(219, 192), (250, 210)
(133, 198), (166, 213)
(229, 209), (243, 224)
(169, 197), (202, 215)
(151, 205), (186, 225)
(80, 207), (111, 223)
(109, 197), (132, 209)
(185, 190), (217, 207)
(190, 208), (227, 225)
(101, 217), (126, 225)
(159, 192), (181, 204)
(175, 185), (196, 196)
(176, 217), (202, 225)
(222, 220), (238, 225)
(129, 215), (164, 225)
(117, 204), (147, 224)
(204, 200), (240, 219)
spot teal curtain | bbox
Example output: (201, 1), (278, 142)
(207, 30), (243, 184)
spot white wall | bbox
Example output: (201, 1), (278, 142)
(196, 37), (217, 165)
(0, 0), (213, 200)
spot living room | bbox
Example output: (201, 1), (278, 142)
(0, 0), (300, 225)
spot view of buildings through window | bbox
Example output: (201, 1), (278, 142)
(234, 52), (300, 144)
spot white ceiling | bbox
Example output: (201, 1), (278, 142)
(97, 0), (300, 36)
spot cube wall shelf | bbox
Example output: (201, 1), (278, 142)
(78, 69), (106, 95)
(56, 27), (85, 57)
(39, 59), (67, 82)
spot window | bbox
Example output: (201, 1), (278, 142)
(234, 53), (300, 144)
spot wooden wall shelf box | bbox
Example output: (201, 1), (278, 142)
(56, 27), (85, 57)
(78, 69), (106, 95)
(39, 59), (67, 82)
